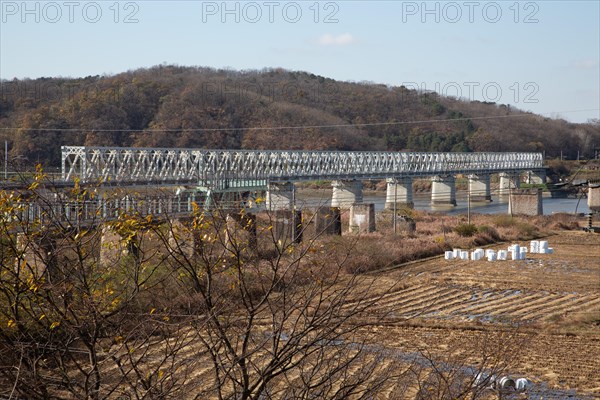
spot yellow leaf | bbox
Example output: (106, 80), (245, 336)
(7, 319), (15, 328)
(50, 321), (60, 330)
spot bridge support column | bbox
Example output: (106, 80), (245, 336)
(266, 182), (294, 211)
(499, 172), (521, 196)
(588, 185), (600, 213)
(314, 207), (342, 236)
(468, 174), (492, 202)
(100, 225), (141, 267)
(331, 180), (363, 208)
(272, 210), (303, 245)
(385, 177), (414, 209)
(526, 170), (546, 185)
(15, 233), (56, 279)
(225, 212), (257, 258)
(168, 218), (201, 259)
(509, 188), (543, 216)
(431, 175), (457, 206)
(349, 203), (375, 233)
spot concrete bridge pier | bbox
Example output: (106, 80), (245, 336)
(588, 185), (600, 213)
(15, 233), (57, 280)
(526, 169), (546, 185)
(314, 207), (342, 236)
(385, 177), (414, 209)
(331, 180), (363, 208)
(272, 210), (303, 245)
(167, 218), (202, 259)
(265, 182), (302, 244)
(468, 174), (492, 202)
(225, 211), (257, 258)
(100, 225), (141, 267)
(349, 203), (376, 233)
(499, 172), (521, 196)
(266, 182), (294, 211)
(509, 188), (543, 216)
(431, 175), (457, 206)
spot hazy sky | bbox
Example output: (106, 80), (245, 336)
(1, 1), (599, 123)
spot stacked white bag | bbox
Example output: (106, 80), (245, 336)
(529, 240), (554, 254)
(470, 248), (485, 261)
(445, 241), (553, 262)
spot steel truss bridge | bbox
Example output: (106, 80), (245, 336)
(9, 194), (203, 228)
(2, 146), (545, 227)
(62, 146), (544, 189)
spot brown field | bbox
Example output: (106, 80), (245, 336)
(107, 219), (599, 399)
(351, 230), (600, 398)
(163, 229), (600, 399)
(3, 201), (599, 399)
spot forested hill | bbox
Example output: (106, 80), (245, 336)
(1, 65), (598, 167)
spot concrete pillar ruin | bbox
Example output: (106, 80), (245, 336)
(100, 224), (141, 267)
(272, 210), (303, 245)
(331, 180), (363, 208)
(168, 218), (201, 259)
(385, 177), (414, 209)
(15, 233), (56, 279)
(499, 172), (521, 196)
(508, 188), (543, 216)
(266, 182), (294, 211)
(395, 215), (417, 234)
(588, 185), (600, 213)
(225, 212), (257, 258)
(468, 174), (492, 202)
(314, 207), (342, 236)
(526, 169), (546, 185)
(431, 175), (457, 206)
(349, 203), (375, 234)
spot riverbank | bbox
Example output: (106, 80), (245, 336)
(306, 209), (588, 274)
(294, 187), (593, 214)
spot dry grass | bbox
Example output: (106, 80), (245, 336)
(315, 211), (584, 275)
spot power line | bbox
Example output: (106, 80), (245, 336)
(0, 109), (597, 134)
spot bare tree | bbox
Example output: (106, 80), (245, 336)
(0, 170), (190, 399)
(0, 170), (527, 399)
(152, 205), (408, 399)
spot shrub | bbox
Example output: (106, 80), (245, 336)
(492, 215), (516, 228)
(473, 225), (502, 245)
(477, 225), (501, 241)
(454, 223), (478, 237)
(516, 222), (539, 238)
(553, 221), (580, 230)
(547, 213), (581, 230)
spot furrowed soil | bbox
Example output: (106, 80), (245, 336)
(355, 230), (600, 398)
(43, 226), (598, 399)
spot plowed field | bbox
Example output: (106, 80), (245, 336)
(356, 230), (600, 398)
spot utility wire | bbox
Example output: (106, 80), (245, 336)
(0, 109), (597, 133)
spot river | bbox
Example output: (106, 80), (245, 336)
(294, 190), (592, 215)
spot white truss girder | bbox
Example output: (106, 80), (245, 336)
(11, 194), (202, 226)
(62, 146), (544, 186)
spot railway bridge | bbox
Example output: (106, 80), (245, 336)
(3, 146), (549, 227)
(61, 146), (546, 211)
